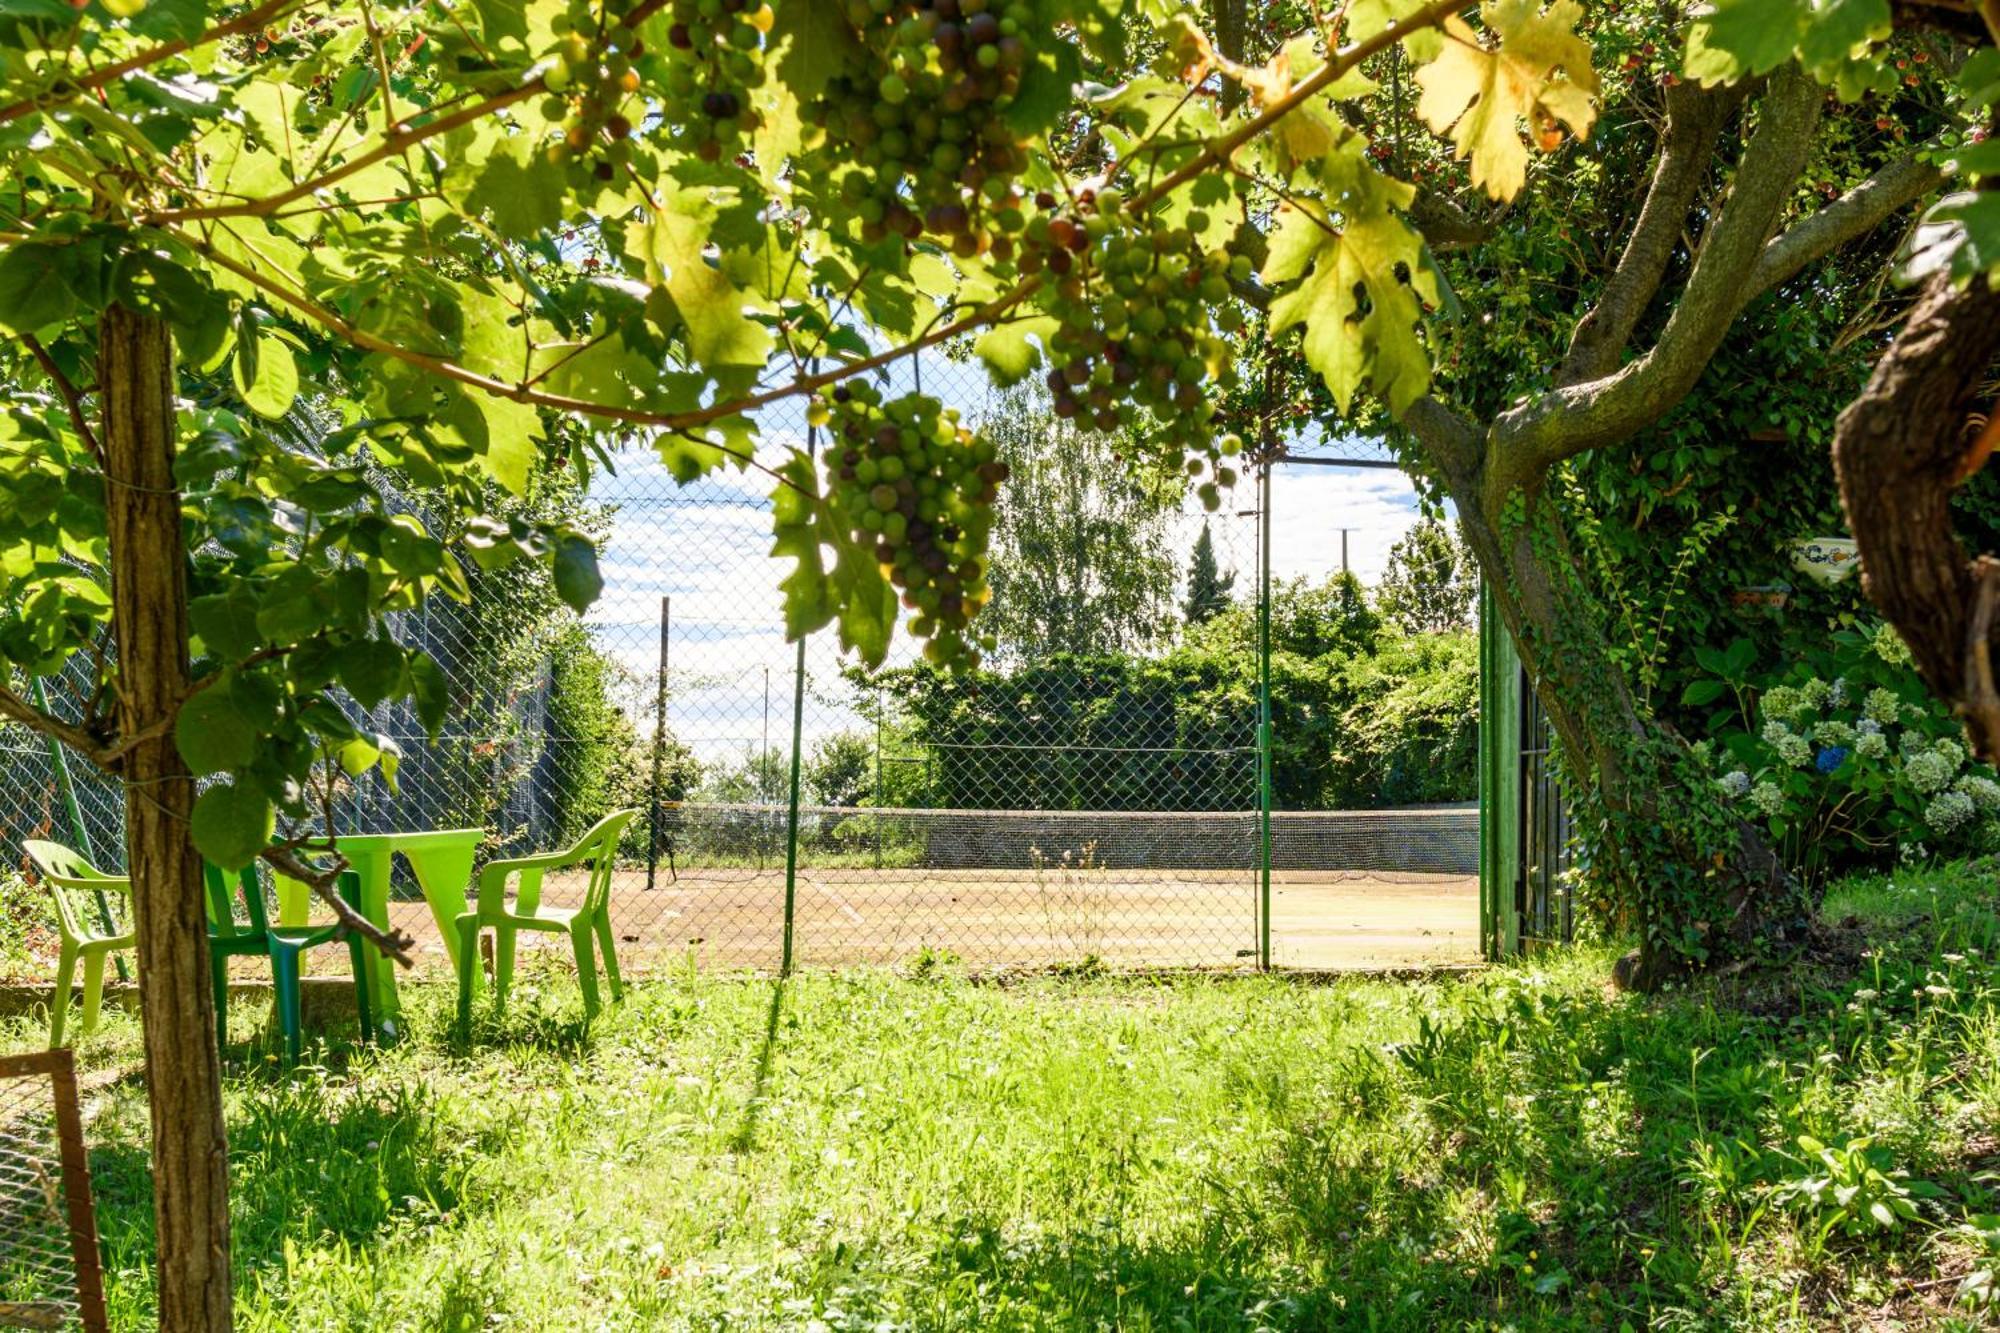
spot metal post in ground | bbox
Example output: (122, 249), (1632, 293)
(1257, 460), (1274, 972)
(646, 596), (671, 891)
(33, 679), (124, 978)
(780, 408), (818, 976)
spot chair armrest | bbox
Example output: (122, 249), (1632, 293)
(476, 851), (572, 915)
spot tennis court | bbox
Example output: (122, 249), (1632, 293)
(379, 864), (1480, 975)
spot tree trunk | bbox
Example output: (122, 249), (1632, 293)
(1451, 469), (1798, 988)
(100, 304), (234, 1331)
(1833, 273), (2000, 760)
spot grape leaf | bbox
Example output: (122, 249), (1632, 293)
(1684, 0), (1892, 98)
(1262, 142), (1438, 415)
(974, 317), (1059, 386)
(175, 678), (259, 776)
(1413, 0), (1599, 202)
(630, 190), (773, 379)
(769, 451), (896, 666)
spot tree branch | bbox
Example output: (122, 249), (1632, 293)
(260, 847), (418, 968)
(0, 685), (114, 769)
(1403, 395), (1486, 484)
(1559, 81), (1741, 386)
(1749, 151), (1945, 293)
(22, 333), (106, 470)
(1493, 67), (1826, 478)
(0, 0), (306, 127)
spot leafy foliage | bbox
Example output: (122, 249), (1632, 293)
(1375, 516), (1474, 634)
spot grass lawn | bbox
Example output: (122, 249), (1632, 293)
(23, 861), (2000, 1330)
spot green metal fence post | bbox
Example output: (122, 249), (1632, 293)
(33, 679), (124, 979)
(1477, 583), (1522, 960)
(780, 398), (817, 977)
(1257, 459), (1273, 971)
(647, 595), (670, 892)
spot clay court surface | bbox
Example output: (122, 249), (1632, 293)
(374, 867), (1480, 975)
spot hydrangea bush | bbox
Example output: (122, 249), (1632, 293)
(1700, 624), (2000, 885)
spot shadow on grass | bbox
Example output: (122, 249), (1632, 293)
(728, 977), (786, 1155)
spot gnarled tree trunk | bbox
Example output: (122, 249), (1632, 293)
(1449, 459), (1798, 988)
(101, 303), (234, 1331)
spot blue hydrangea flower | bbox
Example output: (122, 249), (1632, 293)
(1815, 746), (1849, 773)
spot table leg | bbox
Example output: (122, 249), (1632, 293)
(406, 844), (479, 969)
(346, 847), (399, 1030)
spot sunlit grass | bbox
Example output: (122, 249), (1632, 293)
(15, 859), (2000, 1330)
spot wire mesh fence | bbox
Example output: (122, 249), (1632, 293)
(0, 356), (1481, 978)
(0, 1050), (107, 1333)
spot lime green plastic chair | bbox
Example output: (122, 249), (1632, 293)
(24, 841), (136, 1049)
(203, 861), (373, 1063)
(455, 809), (639, 1040)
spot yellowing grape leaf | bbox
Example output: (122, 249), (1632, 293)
(1414, 0), (1599, 201)
(1263, 142), (1438, 415)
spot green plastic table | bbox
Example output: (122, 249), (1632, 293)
(274, 828), (484, 1034)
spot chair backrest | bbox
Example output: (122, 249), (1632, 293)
(576, 809), (639, 915)
(22, 841), (129, 941)
(201, 862), (271, 941)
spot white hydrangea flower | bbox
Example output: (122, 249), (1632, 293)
(1749, 781), (1786, 818)
(1956, 775), (2000, 814)
(1828, 678), (1849, 709)
(1864, 688), (1900, 726)
(1762, 686), (1807, 723)
(1717, 770), (1752, 798)
(1934, 738), (1966, 769)
(1874, 622), (1914, 666)
(1855, 730), (1889, 760)
(1906, 749), (1956, 795)
(1812, 720), (1855, 747)
(1855, 718), (1882, 737)
(1776, 733), (1812, 768)
(1802, 677), (1832, 708)
(1925, 789), (1976, 835)
(1762, 718), (1793, 745)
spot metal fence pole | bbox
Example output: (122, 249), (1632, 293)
(646, 595), (670, 891)
(33, 679), (124, 980)
(780, 404), (818, 976)
(1256, 460), (1274, 971)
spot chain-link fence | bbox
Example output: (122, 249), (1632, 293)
(1, 356), (1480, 978)
(0, 1050), (107, 1332)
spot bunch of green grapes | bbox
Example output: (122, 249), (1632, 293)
(658, 0), (772, 162)
(808, 0), (1037, 253)
(812, 382), (1007, 666)
(1019, 186), (1250, 510)
(542, 0), (650, 184)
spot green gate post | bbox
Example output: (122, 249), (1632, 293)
(33, 679), (125, 979)
(1257, 460), (1273, 971)
(1477, 584), (1522, 960)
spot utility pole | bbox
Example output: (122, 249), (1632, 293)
(1338, 527), (1352, 574)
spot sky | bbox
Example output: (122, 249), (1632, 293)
(579, 353), (1431, 769)
(583, 449), (1428, 769)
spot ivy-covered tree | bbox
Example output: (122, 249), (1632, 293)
(1376, 516), (1474, 634)
(4, 0), (1979, 1321)
(1181, 520), (1236, 625)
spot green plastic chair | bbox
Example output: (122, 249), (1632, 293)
(24, 841), (137, 1049)
(455, 809), (639, 1040)
(203, 861), (374, 1063)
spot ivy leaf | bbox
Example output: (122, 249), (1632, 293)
(191, 781), (274, 871)
(0, 243), (78, 333)
(552, 533), (604, 613)
(1413, 0), (1599, 202)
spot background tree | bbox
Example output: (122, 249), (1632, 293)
(978, 389), (1178, 660)
(1376, 517), (1474, 634)
(1182, 521), (1236, 625)
(805, 732), (875, 809)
